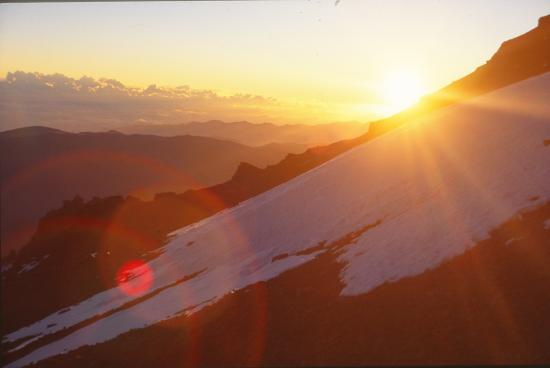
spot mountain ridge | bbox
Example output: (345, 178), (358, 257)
(0, 128), (305, 256)
(117, 119), (370, 147)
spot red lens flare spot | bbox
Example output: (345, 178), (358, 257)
(116, 259), (153, 297)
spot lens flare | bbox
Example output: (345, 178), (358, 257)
(116, 259), (154, 297)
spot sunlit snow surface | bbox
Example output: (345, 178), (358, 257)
(5, 73), (550, 367)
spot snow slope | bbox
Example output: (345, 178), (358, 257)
(4, 73), (550, 367)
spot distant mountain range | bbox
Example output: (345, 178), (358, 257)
(118, 120), (370, 147)
(2, 14), (550, 368)
(0, 127), (305, 256)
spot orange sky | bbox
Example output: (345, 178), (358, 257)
(1, 1), (549, 124)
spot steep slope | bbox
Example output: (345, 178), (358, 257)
(441, 14), (550, 98)
(31, 201), (550, 367)
(4, 70), (550, 368)
(2, 14), (550, 341)
(0, 128), (304, 256)
(131, 13), (550, 209)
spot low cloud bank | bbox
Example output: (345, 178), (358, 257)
(0, 71), (338, 132)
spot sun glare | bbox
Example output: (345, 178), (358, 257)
(381, 70), (426, 114)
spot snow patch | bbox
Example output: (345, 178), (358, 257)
(17, 261), (39, 275)
(1, 262), (14, 274)
(16, 255), (50, 275)
(504, 238), (516, 246)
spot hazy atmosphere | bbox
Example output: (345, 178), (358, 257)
(1, 0), (549, 129)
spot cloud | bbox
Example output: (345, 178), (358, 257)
(0, 71), (337, 132)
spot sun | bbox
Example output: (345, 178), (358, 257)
(381, 70), (426, 114)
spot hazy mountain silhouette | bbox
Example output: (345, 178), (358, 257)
(119, 120), (369, 147)
(0, 128), (305, 256)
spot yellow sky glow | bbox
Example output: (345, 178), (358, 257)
(0, 1), (548, 125)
